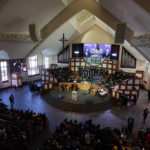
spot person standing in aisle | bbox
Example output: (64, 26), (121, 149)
(148, 90), (150, 103)
(9, 94), (14, 108)
(127, 117), (134, 135)
(143, 108), (149, 124)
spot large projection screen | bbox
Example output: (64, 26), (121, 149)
(83, 43), (112, 58)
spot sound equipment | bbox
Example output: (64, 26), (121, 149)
(115, 23), (126, 44)
(86, 99), (93, 104)
(29, 24), (41, 42)
(57, 94), (63, 99)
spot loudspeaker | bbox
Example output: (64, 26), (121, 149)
(115, 23), (126, 44)
(58, 94), (63, 99)
(29, 24), (41, 42)
(86, 99), (93, 104)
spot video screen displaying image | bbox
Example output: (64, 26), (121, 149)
(83, 43), (112, 58)
(10, 59), (27, 72)
(72, 43), (83, 58)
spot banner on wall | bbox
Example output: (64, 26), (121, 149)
(83, 43), (111, 58)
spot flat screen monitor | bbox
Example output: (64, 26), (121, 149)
(83, 43), (112, 58)
(72, 43), (83, 58)
(110, 44), (120, 60)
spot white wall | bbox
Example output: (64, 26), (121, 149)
(73, 25), (114, 44)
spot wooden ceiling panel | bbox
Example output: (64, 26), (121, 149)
(135, 0), (150, 14)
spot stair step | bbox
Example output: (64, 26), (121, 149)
(42, 93), (114, 113)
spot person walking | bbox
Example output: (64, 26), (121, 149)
(133, 94), (137, 106)
(9, 94), (14, 108)
(127, 117), (134, 135)
(148, 90), (150, 103)
(143, 108), (149, 124)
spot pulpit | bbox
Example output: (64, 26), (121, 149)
(91, 89), (96, 95)
(72, 91), (78, 101)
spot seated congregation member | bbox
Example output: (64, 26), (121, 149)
(71, 84), (75, 90)
(65, 84), (70, 91)
(71, 84), (78, 91)
(74, 84), (78, 91)
(60, 84), (65, 92)
(88, 85), (94, 93)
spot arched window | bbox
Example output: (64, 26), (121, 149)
(28, 55), (39, 76)
(44, 57), (49, 69)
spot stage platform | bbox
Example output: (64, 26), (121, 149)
(42, 88), (114, 113)
(50, 89), (110, 104)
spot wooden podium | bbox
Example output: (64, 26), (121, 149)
(72, 91), (78, 101)
(91, 90), (96, 95)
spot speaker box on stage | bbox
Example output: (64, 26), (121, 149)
(58, 94), (63, 99)
(86, 99), (93, 104)
(29, 24), (41, 42)
(115, 23), (126, 44)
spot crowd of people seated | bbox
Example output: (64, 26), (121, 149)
(47, 68), (132, 89)
(40, 119), (150, 150)
(106, 71), (133, 87)
(79, 68), (108, 82)
(48, 67), (72, 82)
(0, 102), (48, 150)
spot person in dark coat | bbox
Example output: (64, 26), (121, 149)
(9, 94), (14, 108)
(133, 94), (137, 105)
(88, 85), (94, 93)
(127, 117), (134, 134)
(148, 90), (150, 103)
(143, 108), (149, 124)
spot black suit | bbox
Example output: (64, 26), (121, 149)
(102, 53), (110, 58)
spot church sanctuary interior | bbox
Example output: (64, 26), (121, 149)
(1, 0), (150, 149)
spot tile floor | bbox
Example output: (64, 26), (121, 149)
(0, 85), (150, 133)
